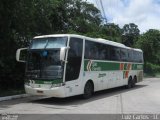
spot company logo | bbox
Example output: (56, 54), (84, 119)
(87, 61), (101, 71)
(87, 60), (92, 71)
(98, 73), (106, 78)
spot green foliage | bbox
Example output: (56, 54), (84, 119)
(99, 23), (122, 42)
(122, 23), (140, 47)
(64, 0), (102, 33)
(136, 29), (160, 65)
(0, 89), (25, 97)
(145, 62), (160, 75)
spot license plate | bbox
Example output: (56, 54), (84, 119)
(37, 90), (43, 94)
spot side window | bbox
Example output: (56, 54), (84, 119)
(133, 51), (140, 63)
(91, 43), (99, 59)
(85, 40), (98, 59)
(129, 50), (143, 63)
(98, 44), (105, 60)
(133, 51), (136, 62)
(139, 52), (143, 63)
(84, 40), (90, 59)
(128, 50), (133, 62)
(110, 46), (120, 61)
(98, 44), (110, 60)
(120, 49), (127, 61)
(84, 41), (89, 59)
(137, 52), (143, 63)
(65, 38), (83, 81)
(105, 45), (110, 60)
(85, 40), (110, 60)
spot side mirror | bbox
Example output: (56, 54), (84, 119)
(60, 47), (70, 61)
(16, 48), (27, 62)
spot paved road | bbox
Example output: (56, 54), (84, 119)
(0, 78), (160, 119)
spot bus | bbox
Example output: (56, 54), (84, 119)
(16, 34), (143, 98)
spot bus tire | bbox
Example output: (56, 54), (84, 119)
(126, 77), (132, 89)
(132, 76), (136, 87)
(83, 81), (93, 99)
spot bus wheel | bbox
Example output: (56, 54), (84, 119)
(126, 77), (132, 89)
(132, 76), (136, 87)
(83, 81), (93, 99)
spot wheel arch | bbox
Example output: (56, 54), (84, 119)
(134, 75), (137, 83)
(85, 79), (94, 92)
(128, 76), (132, 82)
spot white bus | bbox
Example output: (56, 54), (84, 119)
(16, 34), (143, 98)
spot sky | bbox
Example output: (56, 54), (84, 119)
(87, 0), (160, 33)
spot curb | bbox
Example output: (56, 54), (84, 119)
(0, 94), (30, 102)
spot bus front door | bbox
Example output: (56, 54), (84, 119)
(64, 37), (83, 97)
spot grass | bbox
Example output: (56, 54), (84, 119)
(155, 73), (160, 78)
(0, 89), (25, 97)
(144, 72), (160, 78)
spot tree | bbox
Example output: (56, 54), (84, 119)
(99, 23), (122, 42)
(136, 29), (160, 72)
(122, 23), (140, 47)
(64, 0), (102, 33)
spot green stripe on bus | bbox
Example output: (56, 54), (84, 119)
(132, 64), (143, 70)
(84, 60), (143, 71)
(84, 60), (119, 71)
(34, 79), (63, 84)
(124, 63), (128, 70)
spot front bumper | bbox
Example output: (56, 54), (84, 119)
(25, 85), (66, 98)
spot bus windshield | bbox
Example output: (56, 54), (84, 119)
(26, 37), (67, 80)
(30, 37), (67, 49)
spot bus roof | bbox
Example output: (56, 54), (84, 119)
(33, 34), (143, 52)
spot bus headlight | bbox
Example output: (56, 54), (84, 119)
(51, 83), (62, 88)
(51, 83), (65, 88)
